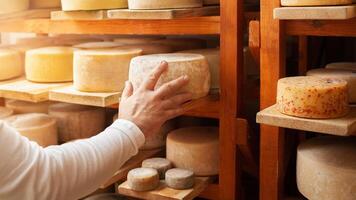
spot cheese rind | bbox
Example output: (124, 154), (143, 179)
(166, 127), (219, 176)
(142, 158), (172, 179)
(276, 76), (349, 119)
(30, 0), (61, 8)
(73, 42), (123, 49)
(0, 107), (13, 119)
(127, 168), (160, 191)
(61, 0), (128, 11)
(129, 53), (211, 99)
(297, 137), (356, 200)
(128, 0), (203, 9)
(0, 49), (23, 81)
(5, 100), (53, 114)
(281, 0), (352, 6)
(122, 44), (174, 55)
(0, 0), (29, 14)
(165, 168), (195, 190)
(325, 62), (356, 72)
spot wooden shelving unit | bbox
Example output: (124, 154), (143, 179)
(259, 1), (356, 199)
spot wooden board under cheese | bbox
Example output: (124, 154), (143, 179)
(128, 0), (203, 10)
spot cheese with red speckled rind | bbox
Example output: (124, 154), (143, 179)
(325, 62), (356, 72)
(61, 0), (128, 11)
(297, 137), (356, 200)
(276, 76), (349, 119)
(0, 49), (23, 81)
(281, 0), (352, 6)
(5, 100), (53, 114)
(0, 107), (13, 119)
(128, 0), (203, 9)
(127, 168), (160, 191)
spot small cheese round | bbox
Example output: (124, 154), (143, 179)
(113, 37), (163, 45)
(142, 158), (172, 179)
(122, 44), (174, 55)
(0, 49), (23, 81)
(129, 53), (211, 99)
(61, 0), (128, 11)
(74, 48), (142, 92)
(152, 38), (206, 51)
(307, 68), (356, 104)
(276, 76), (349, 119)
(48, 103), (106, 143)
(0, 0), (29, 14)
(325, 62), (356, 72)
(128, 0), (203, 9)
(166, 127), (219, 176)
(0, 107), (13, 119)
(73, 42), (123, 50)
(127, 168), (160, 192)
(5, 100), (53, 114)
(297, 137), (356, 200)
(30, 0), (61, 8)
(281, 0), (352, 6)
(25, 46), (74, 83)
(4, 113), (57, 147)
(203, 0), (219, 5)
(165, 168), (195, 190)
(140, 120), (176, 150)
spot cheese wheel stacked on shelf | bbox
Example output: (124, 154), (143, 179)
(325, 62), (356, 72)
(0, 107), (14, 119)
(165, 168), (195, 190)
(297, 137), (356, 200)
(61, 0), (128, 11)
(152, 38), (207, 51)
(0, 49), (23, 81)
(73, 42), (123, 50)
(0, 0), (29, 14)
(48, 103), (106, 143)
(166, 127), (219, 176)
(128, 0), (203, 9)
(74, 48), (142, 92)
(276, 76), (349, 119)
(4, 113), (58, 147)
(281, 0), (352, 6)
(30, 0), (61, 8)
(6, 100), (53, 114)
(127, 168), (160, 192)
(142, 158), (172, 179)
(25, 46), (74, 83)
(129, 53), (211, 99)
(307, 68), (356, 104)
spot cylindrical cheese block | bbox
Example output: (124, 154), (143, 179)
(297, 137), (356, 200)
(30, 0), (61, 8)
(127, 168), (160, 192)
(0, 0), (29, 14)
(25, 46), (74, 83)
(281, 0), (352, 6)
(129, 53), (211, 99)
(165, 168), (195, 190)
(140, 120), (176, 150)
(128, 0), (203, 9)
(166, 127), (219, 176)
(142, 158), (172, 179)
(203, 0), (219, 5)
(276, 76), (349, 119)
(4, 113), (58, 147)
(152, 38), (207, 51)
(0, 49), (23, 81)
(5, 100), (53, 114)
(74, 48), (142, 92)
(48, 103), (106, 143)
(113, 37), (163, 45)
(61, 0), (128, 11)
(307, 68), (356, 104)
(325, 62), (356, 72)
(74, 42), (123, 50)
(122, 44), (174, 55)
(0, 107), (14, 119)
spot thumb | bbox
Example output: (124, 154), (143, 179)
(121, 81), (133, 100)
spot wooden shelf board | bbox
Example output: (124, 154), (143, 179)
(51, 10), (108, 20)
(49, 85), (121, 107)
(256, 104), (356, 136)
(0, 76), (24, 86)
(0, 79), (70, 102)
(0, 8), (58, 20)
(118, 177), (211, 200)
(101, 149), (163, 189)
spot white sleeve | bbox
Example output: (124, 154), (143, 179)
(0, 119), (145, 200)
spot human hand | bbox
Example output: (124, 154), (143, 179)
(119, 61), (192, 138)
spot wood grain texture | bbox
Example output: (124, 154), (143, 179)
(0, 8), (57, 20)
(51, 10), (108, 20)
(199, 183), (219, 200)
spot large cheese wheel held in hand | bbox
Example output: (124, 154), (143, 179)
(74, 48), (142, 92)
(30, 0), (61, 8)
(0, 107), (13, 119)
(6, 100), (53, 114)
(25, 46), (74, 83)
(166, 127), (219, 176)
(48, 103), (106, 143)
(325, 62), (356, 72)
(61, 0), (128, 11)
(4, 113), (57, 147)
(297, 137), (356, 200)
(0, 0), (29, 14)
(276, 76), (349, 119)
(0, 49), (23, 81)
(129, 53), (211, 99)
(281, 0), (352, 6)
(128, 0), (203, 9)
(127, 168), (160, 191)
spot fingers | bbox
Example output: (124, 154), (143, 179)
(161, 92), (192, 109)
(155, 75), (190, 99)
(141, 61), (168, 91)
(121, 81), (133, 100)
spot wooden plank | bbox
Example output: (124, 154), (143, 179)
(49, 85), (121, 107)
(0, 76), (24, 86)
(257, 105), (356, 136)
(108, 6), (219, 20)
(274, 5), (356, 20)
(0, 8), (57, 20)
(51, 10), (108, 20)
(182, 94), (220, 119)
(101, 149), (163, 189)
(118, 177), (211, 200)
(0, 79), (70, 102)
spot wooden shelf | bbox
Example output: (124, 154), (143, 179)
(0, 8), (56, 20)
(257, 105), (356, 136)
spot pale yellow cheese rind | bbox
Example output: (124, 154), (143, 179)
(61, 0), (128, 11)
(127, 168), (160, 192)
(0, 0), (29, 14)
(0, 49), (23, 81)
(6, 100), (53, 114)
(165, 168), (195, 190)
(142, 157), (172, 179)
(122, 44), (174, 55)
(281, 0), (352, 6)
(30, 0), (61, 8)
(128, 0), (203, 9)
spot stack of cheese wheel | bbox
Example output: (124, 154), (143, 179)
(152, 38), (206, 51)
(113, 36), (163, 45)
(0, 107), (14, 119)
(0, 0), (29, 14)
(167, 127), (219, 176)
(6, 100), (53, 114)
(129, 53), (211, 99)
(48, 103), (106, 143)
(326, 62), (356, 72)
(128, 0), (203, 9)
(74, 48), (142, 92)
(276, 76), (349, 119)
(30, 0), (61, 8)
(0, 49), (23, 81)
(281, 0), (352, 6)
(25, 46), (74, 83)
(61, 0), (128, 11)
(4, 113), (57, 147)
(140, 120), (176, 150)
(297, 137), (356, 200)
(73, 42), (123, 50)
(307, 68), (356, 104)
(122, 44), (174, 55)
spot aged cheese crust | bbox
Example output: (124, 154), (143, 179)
(142, 158), (172, 179)
(127, 168), (160, 191)
(61, 0), (128, 11)
(281, 0), (352, 6)
(0, 49), (23, 81)
(325, 62), (356, 72)
(6, 100), (53, 114)
(165, 168), (195, 190)
(128, 0), (203, 9)
(276, 76), (349, 119)
(0, 107), (13, 119)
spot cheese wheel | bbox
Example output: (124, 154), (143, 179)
(129, 53), (210, 99)
(30, 0), (60, 8)
(61, 0), (128, 11)
(0, 0), (29, 14)
(128, 0), (203, 9)
(152, 38), (206, 51)
(166, 127), (219, 176)
(307, 68), (356, 104)
(179, 48), (220, 92)
(281, 0), (352, 6)
(127, 168), (160, 192)
(204, 0), (219, 5)
(276, 76), (349, 119)
(74, 42), (123, 50)
(0, 107), (13, 119)
(25, 47), (74, 83)
(122, 44), (174, 55)
(140, 120), (176, 150)
(165, 168), (195, 190)
(4, 113), (57, 147)
(113, 37), (163, 45)
(0, 49), (23, 81)
(142, 158), (172, 179)
(297, 137), (356, 200)
(74, 48), (142, 92)
(5, 100), (53, 114)
(325, 62), (356, 72)
(48, 103), (106, 143)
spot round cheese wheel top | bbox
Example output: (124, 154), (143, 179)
(121, 44), (174, 55)
(165, 168), (195, 190)
(142, 157), (172, 179)
(278, 76), (347, 89)
(74, 42), (123, 49)
(325, 62), (356, 72)
(0, 107), (14, 119)
(75, 48), (142, 56)
(127, 167), (160, 191)
(5, 113), (56, 130)
(61, 0), (128, 11)
(27, 46), (74, 55)
(128, 0), (203, 10)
